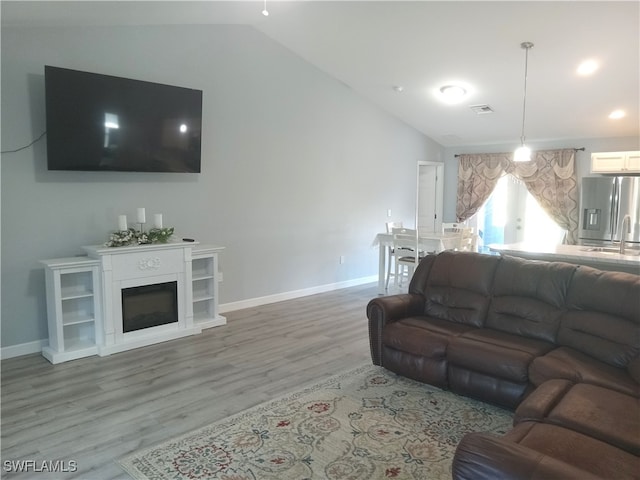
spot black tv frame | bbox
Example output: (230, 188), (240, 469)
(44, 66), (203, 173)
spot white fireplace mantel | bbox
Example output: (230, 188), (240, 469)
(41, 241), (225, 364)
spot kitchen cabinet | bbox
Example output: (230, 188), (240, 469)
(591, 151), (640, 174)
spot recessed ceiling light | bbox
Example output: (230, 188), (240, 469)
(577, 59), (599, 76)
(393, 85), (404, 93)
(437, 84), (468, 104)
(609, 109), (626, 119)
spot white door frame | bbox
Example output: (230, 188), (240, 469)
(416, 161), (444, 233)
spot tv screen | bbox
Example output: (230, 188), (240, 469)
(44, 66), (202, 173)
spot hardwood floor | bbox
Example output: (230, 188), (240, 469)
(1, 284), (378, 479)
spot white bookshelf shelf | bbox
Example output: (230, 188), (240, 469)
(191, 245), (226, 330)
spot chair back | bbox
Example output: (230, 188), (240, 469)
(392, 228), (420, 264)
(442, 222), (464, 234)
(442, 222), (477, 251)
(460, 227), (476, 252)
(386, 221), (403, 234)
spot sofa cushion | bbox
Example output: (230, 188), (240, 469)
(448, 365), (534, 410)
(516, 380), (640, 455)
(545, 384), (640, 455)
(628, 354), (640, 384)
(452, 429), (624, 480)
(505, 422), (640, 480)
(486, 255), (576, 343)
(559, 266), (640, 368)
(411, 251), (500, 328)
(529, 346), (640, 397)
(380, 316), (475, 388)
(448, 329), (555, 383)
(381, 347), (448, 388)
(382, 317), (473, 358)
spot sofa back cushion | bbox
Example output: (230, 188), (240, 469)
(486, 255), (577, 343)
(559, 266), (640, 368)
(410, 251), (500, 328)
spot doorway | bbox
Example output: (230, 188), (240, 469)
(416, 161), (444, 233)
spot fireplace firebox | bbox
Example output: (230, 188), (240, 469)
(122, 281), (178, 333)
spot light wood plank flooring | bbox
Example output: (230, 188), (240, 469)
(1, 284), (378, 479)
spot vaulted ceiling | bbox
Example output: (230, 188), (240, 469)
(3, 1), (639, 147)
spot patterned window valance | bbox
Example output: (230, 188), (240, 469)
(456, 149), (578, 244)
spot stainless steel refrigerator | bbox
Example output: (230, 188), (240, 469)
(579, 176), (640, 246)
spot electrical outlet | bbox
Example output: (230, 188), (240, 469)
(218, 272), (223, 282)
(387, 209), (392, 217)
(339, 255), (345, 264)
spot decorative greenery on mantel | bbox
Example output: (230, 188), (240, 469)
(105, 227), (175, 247)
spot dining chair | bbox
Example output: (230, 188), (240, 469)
(441, 222), (464, 234)
(442, 222), (466, 251)
(460, 227), (477, 252)
(391, 227), (423, 288)
(384, 221), (403, 290)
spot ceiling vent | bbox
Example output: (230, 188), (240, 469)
(469, 104), (494, 115)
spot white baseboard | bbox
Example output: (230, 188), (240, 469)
(1, 339), (47, 360)
(2, 277), (377, 360)
(219, 275), (377, 313)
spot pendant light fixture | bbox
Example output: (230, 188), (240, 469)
(514, 42), (534, 162)
(262, 0), (269, 16)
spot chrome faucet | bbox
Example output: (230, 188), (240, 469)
(620, 214), (631, 254)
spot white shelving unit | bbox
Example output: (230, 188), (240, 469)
(40, 257), (101, 364)
(41, 242), (225, 364)
(191, 244), (226, 329)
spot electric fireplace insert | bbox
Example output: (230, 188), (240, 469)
(121, 281), (178, 333)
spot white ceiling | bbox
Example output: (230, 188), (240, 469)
(3, 0), (639, 147)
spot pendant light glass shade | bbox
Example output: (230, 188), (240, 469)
(514, 145), (531, 163)
(514, 42), (534, 162)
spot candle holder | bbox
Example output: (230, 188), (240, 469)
(105, 226), (174, 247)
(106, 210), (172, 247)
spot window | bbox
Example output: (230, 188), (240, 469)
(470, 175), (565, 253)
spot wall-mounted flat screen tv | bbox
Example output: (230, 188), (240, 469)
(45, 66), (203, 173)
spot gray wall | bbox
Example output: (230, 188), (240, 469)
(442, 137), (640, 222)
(1, 24), (444, 348)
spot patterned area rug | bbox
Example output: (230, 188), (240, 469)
(120, 365), (512, 480)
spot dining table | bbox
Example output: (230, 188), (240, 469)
(372, 231), (462, 294)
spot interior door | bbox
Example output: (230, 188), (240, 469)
(416, 162), (444, 234)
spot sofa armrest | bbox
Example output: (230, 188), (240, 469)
(452, 432), (602, 480)
(514, 379), (574, 425)
(366, 293), (424, 365)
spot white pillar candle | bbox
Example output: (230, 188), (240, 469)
(118, 215), (128, 231)
(153, 213), (163, 229)
(137, 207), (146, 224)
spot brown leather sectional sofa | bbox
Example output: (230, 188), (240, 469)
(367, 251), (640, 479)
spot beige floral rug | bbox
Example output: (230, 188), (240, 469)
(119, 364), (512, 480)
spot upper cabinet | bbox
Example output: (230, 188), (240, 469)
(591, 151), (640, 174)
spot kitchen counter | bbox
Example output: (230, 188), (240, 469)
(488, 242), (640, 275)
